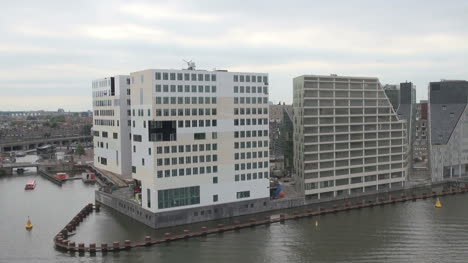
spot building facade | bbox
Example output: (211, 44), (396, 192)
(396, 82), (417, 175)
(269, 103), (293, 176)
(428, 80), (468, 182)
(128, 69), (271, 215)
(92, 75), (132, 178)
(414, 100), (428, 159)
(293, 75), (408, 200)
(383, 84), (400, 111)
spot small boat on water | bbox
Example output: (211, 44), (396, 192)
(16, 168), (26, 174)
(15, 151), (26, 157)
(25, 180), (36, 190)
(26, 217), (33, 230)
(55, 173), (68, 180)
(81, 172), (96, 183)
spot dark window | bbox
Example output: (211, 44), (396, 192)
(194, 133), (206, 140)
(148, 121), (177, 142)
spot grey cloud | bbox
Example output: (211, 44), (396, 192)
(0, 0), (467, 110)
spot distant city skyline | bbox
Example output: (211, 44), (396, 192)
(1, 0), (467, 111)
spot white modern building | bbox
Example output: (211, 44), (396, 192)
(92, 75), (132, 178)
(128, 68), (271, 218)
(293, 75), (408, 200)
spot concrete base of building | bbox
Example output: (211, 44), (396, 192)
(96, 181), (444, 229)
(95, 190), (305, 229)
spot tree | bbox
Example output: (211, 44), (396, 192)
(81, 124), (92, 136)
(76, 144), (85, 157)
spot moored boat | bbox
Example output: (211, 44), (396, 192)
(55, 173), (68, 180)
(81, 172), (96, 183)
(25, 180), (36, 190)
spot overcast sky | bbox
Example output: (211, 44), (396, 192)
(1, 0), (467, 111)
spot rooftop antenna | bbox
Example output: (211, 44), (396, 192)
(183, 59), (196, 70)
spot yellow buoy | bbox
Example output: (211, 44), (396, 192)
(315, 220), (318, 227)
(26, 217), (33, 230)
(435, 198), (442, 208)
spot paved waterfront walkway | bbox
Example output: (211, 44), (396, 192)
(93, 166), (128, 188)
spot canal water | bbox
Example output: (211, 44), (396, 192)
(2, 172), (468, 263)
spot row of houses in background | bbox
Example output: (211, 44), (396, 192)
(0, 111), (93, 152)
(90, 64), (467, 228)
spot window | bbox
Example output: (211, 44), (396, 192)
(236, 191), (250, 199)
(147, 189), (151, 208)
(213, 195), (218, 202)
(157, 186), (200, 209)
(213, 177), (218, 184)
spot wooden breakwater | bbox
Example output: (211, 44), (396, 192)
(38, 169), (62, 186)
(54, 186), (468, 255)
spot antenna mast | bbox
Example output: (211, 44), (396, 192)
(183, 59), (196, 70)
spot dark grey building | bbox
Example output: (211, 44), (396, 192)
(428, 80), (468, 181)
(383, 85), (400, 111)
(383, 82), (417, 173)
(396, 82), (417, 173)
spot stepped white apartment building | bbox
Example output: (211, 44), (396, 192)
(127, 67), (271, 223)
(293, 75), (409, 200)
(92, 75), (132, 178)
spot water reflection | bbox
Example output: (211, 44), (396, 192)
(2, 172), (468, 262)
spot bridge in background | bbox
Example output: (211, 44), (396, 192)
(0, 161), (75, 175)
(0, 135), (92, 153)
